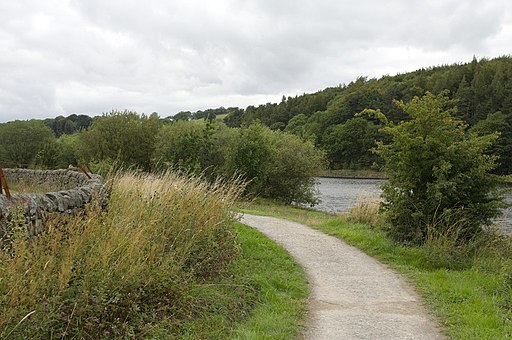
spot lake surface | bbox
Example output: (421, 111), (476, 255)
(314, 177), (512, 234)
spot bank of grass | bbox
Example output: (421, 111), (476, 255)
(317, 168), (387, 179)
(244, 199), (512, 339)
(0, 172), (308, 338)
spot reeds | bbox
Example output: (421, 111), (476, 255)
(0, 171), (244, 338)
(343, 194), (383, 227)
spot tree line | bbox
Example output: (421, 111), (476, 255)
(0, 112), (323, 205)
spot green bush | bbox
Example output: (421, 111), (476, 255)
(152, 121), (234, 179)
(0, 120), (55, 167)
(226, 123), (274, 195)
(153, 121), (325, 205)
(227, 122), (325, 204)
(375, 92), (505, 244)
(263, 131), (325, 204)
(79, 110), (160, 170)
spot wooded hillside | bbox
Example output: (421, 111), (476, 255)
(223, 56), (512, 174)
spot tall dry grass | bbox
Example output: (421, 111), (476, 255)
(0, 171), (243, 338)
(343, 194), (383, 227)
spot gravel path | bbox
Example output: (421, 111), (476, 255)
(241, 214), (444, 340)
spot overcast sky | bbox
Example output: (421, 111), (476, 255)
(1, 0), (511, 122)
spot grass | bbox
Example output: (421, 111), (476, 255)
(240, 197), (333, 226)
(0, 172), (308, 338)
(244, 199), (512, 339)
(228, 223), (308, 339)
(147, 222), (309, 339)
(317, 168), (387, 179)
(5, 179), (56, 194)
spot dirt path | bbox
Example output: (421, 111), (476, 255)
(241, 214), (444, 340)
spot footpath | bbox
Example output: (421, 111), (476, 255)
(241, 214), (444, 340)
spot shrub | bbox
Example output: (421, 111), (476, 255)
(263, 132), (325, 204)
(152, 121), (234, 179)
(79, 110), (160, 170)
(0, 171), (242, 338)
(0, 120), (55, 167)
(375, 92), (505, 244)
(153, 121), (325, 205)
(226, 123), (274, 195)
(227, 122), (325, 204)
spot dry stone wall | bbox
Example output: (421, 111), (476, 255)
(0, 168), (106, 238)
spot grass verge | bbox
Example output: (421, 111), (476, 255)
(244, 200), (512, 339)
(228, 223), (308, 339)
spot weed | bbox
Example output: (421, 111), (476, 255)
(0, 171), (243, 338)
(343, 194), (383, 227)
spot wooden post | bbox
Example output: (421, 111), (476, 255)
(0, 166), (11, 199)
(78, 164), (92, 179)
(84, 163), (93, 174)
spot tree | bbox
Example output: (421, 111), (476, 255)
(470, 111), (512, 175)
(55, 133), (81, 168)
(284, 114), (315, 141)
(323, 117), (384, 169)
(79, 110), (160, 170)
(375, 92), (504, 244)
(226, 122), (325, 204)
(226, 123), (273, 195)
(152, 121), (231, 177)
(264, 132), (325, 204)
(0, 120), (55, 167)
(172, 111), (192, 121)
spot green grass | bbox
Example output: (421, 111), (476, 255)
(148, 222), (309, 339)
(240, 197), (333, 226)
(228, 223), (308, 339)
(244, 200), (512, 339)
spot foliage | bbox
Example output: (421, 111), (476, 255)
(262, 131), (325, 204)
(43, 114), (92, 137)
(470, 111), (512, 175)
(375, 92), (505, 244)
(54, 133), (81, 168)
(226, 123), (274, 195)
(153, 120), (325, 204)
(78, 110), (160, 170)
(323, 117), (385, 169)
(153, 121), (233, 178)
(227, 123), (325, 204)
(0, 120), (55, 167)
(216, 56), (512, 174)
(0, 171), (243, 338)
(7, 57), (512, 175)
(34, 139), (60, 169)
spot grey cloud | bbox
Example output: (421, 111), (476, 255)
(0, 0), (511, 122)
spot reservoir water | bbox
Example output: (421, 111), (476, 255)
(314, 177), (512, 234)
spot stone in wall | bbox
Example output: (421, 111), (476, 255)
(0, 168), (107, 240)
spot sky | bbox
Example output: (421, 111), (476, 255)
(1, 0), (511, 123)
